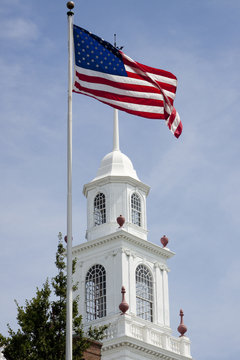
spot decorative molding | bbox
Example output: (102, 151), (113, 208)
(112, 249), (118, 257)
(122, 248), (131, 257)
(102, 336), (191, 360)
(72, 230), (175, 260)
(157, 264), (169, 272)
(83, 175), (150, 197)
(78, 261), (83, 268)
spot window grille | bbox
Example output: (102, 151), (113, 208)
(136, 264), (153, 322)
(85, 264), (106, 321)
(131, 193), (141, 226)
(94, 193), (106, 226)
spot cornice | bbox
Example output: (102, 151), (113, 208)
(83, 175), (150, 197)
(72, 229), (175, 259)
(102, 335), (191, 360)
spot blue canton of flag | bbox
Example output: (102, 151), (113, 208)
(73, 26), (127, 77)
(73, 24), (182, 138)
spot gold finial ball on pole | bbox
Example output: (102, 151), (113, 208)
(67, 1), (74, 10)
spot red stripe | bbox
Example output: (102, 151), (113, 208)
(125, 71), (177, 94)
(167, 107), (177, 129)
(74, 81), (165, 107)
(121, 53), (177, 80)
(100, 100), (166, 119)
(76, 71), (174, 107)
(76, 71), (162, 94)
(136, 62), (177, 80)
(174, 122), (183, 138)
(76, 69), (175, 104)
(73, 88), (165, 119)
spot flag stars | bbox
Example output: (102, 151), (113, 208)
(74, 27), (126, 76)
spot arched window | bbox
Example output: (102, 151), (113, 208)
(94, 193), (106, 226)
(131, 193), (141, 226)
(85, 264), (106, 321)
(136, 264), (153, 322)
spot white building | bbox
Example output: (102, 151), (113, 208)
(73, 112), (193, 360)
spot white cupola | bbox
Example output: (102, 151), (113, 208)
(83, 110), (150, 242)
(73, 110), (192, 360)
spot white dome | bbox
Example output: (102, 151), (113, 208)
(92, 149), (139, 181)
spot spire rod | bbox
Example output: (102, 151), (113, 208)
(113, 109), (120, 151)
(113, 34), (120, 152)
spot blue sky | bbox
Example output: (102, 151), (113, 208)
(0, 1), (240, 359)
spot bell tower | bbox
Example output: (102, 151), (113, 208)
(73, 111), (192, 359)
(83, 110), (149, 243)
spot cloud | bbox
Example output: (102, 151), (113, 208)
(0, 18), (39, 42)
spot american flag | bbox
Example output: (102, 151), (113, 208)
(73, 24), (182, 138)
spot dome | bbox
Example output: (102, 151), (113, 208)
(92, 149), (140, 181)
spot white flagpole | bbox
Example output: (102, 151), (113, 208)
(66, 2), (74, 360)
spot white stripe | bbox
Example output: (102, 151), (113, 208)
(170, 111), (181, 134)
(74, 78), (164, 101)
(148, 72), (177, 87)
(124, 64), (177, 87)
(75, 65), (176, 100)
(75, 65), (153, 87)
(73, 85), (164, 114)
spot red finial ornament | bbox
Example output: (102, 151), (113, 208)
(119, 286), (129, 315)
(117, 215), (125, 228)
(177, 309), (187, 337)
(160, 235), (169, 248)
(64, 235), (73, 243)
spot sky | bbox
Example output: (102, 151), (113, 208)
(0, 0), (240, 359)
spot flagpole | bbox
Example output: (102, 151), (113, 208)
(66, 2), (74, 360)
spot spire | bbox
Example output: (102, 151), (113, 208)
(113, 109), (120, 151)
